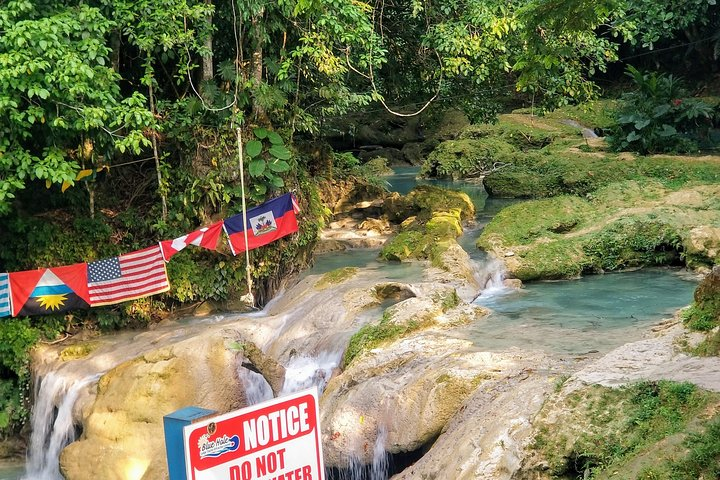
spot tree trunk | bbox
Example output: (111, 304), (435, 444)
(201, 0), (214, 82)
(251, 8), (268, 123)
(148, 79), (168, 221)
(111, 29), (121, 73)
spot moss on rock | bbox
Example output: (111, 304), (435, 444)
(683, 267), (720, 334)
(528, 381), (720, 479)
(60, 342), (99, 361)
(315, 267), (360, 290)
(382, 186), (472, 266)
(420, 138), (517, 180)
(477, 182), (720, 281)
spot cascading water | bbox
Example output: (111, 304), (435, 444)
(7, 167), (700, 480)
(471, 255), (510, 300)
(22, 372), (100, 480)
(237, 368), (273, 406)
(281, 351), (343, 395)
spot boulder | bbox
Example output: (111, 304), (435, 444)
(685, 226), (720, 265)
(60, 333), (243, 480)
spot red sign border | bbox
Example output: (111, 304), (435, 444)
(182, 387), (324, 480)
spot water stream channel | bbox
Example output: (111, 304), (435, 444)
(2, 168), (698, 480)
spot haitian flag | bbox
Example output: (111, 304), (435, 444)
(0, 274), (10, 318)
(159, 220), (224, 262)
(9, 264), (90, 316)
(223, 193), (300, 255)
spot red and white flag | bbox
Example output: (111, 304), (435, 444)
(159, 221), (224, 262)
(87, 245), (170, 306)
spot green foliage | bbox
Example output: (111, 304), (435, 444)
(583, 216), (683, 271)
(0, 319), (39, 434)
(0, 2), (153, 216)
(608, 66), (714, 154)
(342, 310), (433, 367)
(613, 0), (717, 49)
(533, 381), (716, 478)
(421, 138), (517, 180)
(245, 128), (293, 202)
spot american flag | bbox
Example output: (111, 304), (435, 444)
(87, 245), (170, 306)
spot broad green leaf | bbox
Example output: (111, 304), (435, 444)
(249, 159), (266, 177)
(253, 127), (268, 139)
(253, 183), (267, 195)
(268, 159), (290, 172)
(271, 176), (285, 188)
(634, 119), (651, 130)
(246, 140), (263, 158)
(626, 131), (641, 142)
(652, 104), (671, 117)
(267, 131), (283, 145)
(658, 124), (677, 137)
(268, 145), (291, 160)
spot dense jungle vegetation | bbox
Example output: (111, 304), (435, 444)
(1, 0), (720, 439)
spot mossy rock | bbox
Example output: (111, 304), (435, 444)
(528, 381), (720, 479)
(457, 118), (568, 149)
(381, 190), (466, 264)
(315, 267), (360, 290)
(420, 138), (517, 180)
(385, 185), (475, 223)
(477, 183), (720, 281)
(486, 150), (720, 199)
(477, 195), (591, 248)
(363, 157), (394, 176)
(683, 267), (720, 332)
(583, 215), (683, 272)
(380, 231), (425, 261)
(406, 185), (475, 221)
(60, 342), (99, 361)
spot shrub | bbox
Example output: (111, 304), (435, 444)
(608, 66), (714, 154)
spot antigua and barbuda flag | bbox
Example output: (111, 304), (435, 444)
(159, 220), (224, 262)
(9, 264), (90, 316)
(223, 193), (300, 255)
(0, 273), (10, 318)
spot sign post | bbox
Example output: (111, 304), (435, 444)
(178, 387), (325, 480)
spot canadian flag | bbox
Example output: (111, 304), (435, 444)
(159, 221), (224, 262)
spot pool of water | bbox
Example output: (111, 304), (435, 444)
(384, 166), (489, 211)
(0, 462), (23, 480)
(307, 248), (425, 282)
(466, 268), (697, 355)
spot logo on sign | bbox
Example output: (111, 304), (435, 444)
(250, 212), (278, 236)
(198, 434), (240, 459)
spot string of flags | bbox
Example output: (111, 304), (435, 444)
(0, 193), (300, 318)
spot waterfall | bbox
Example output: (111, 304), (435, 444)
(472, 255), (510, 300)
(281, 351), (342, 395)
(330, 426), (389, 480)
(22, 372), (100, 480)
(370, 425), (389, 479)
(237, 368), (273, 405)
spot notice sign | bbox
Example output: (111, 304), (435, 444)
(183, 388), (324, 480)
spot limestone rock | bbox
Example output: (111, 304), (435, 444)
(393, 373), (555, 480)
(686, 226), (720, 264)
(322, 334), (493, 466)
(60, 334), (243, 480)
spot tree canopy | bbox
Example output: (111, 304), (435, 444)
(0, 0), (718, 217)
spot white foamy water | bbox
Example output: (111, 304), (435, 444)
(23, 372), (100, 480)
(281, 351), (343, 395)
(237, 368), (273, 405)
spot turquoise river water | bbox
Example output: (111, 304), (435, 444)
(3, 168), (698, 480)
